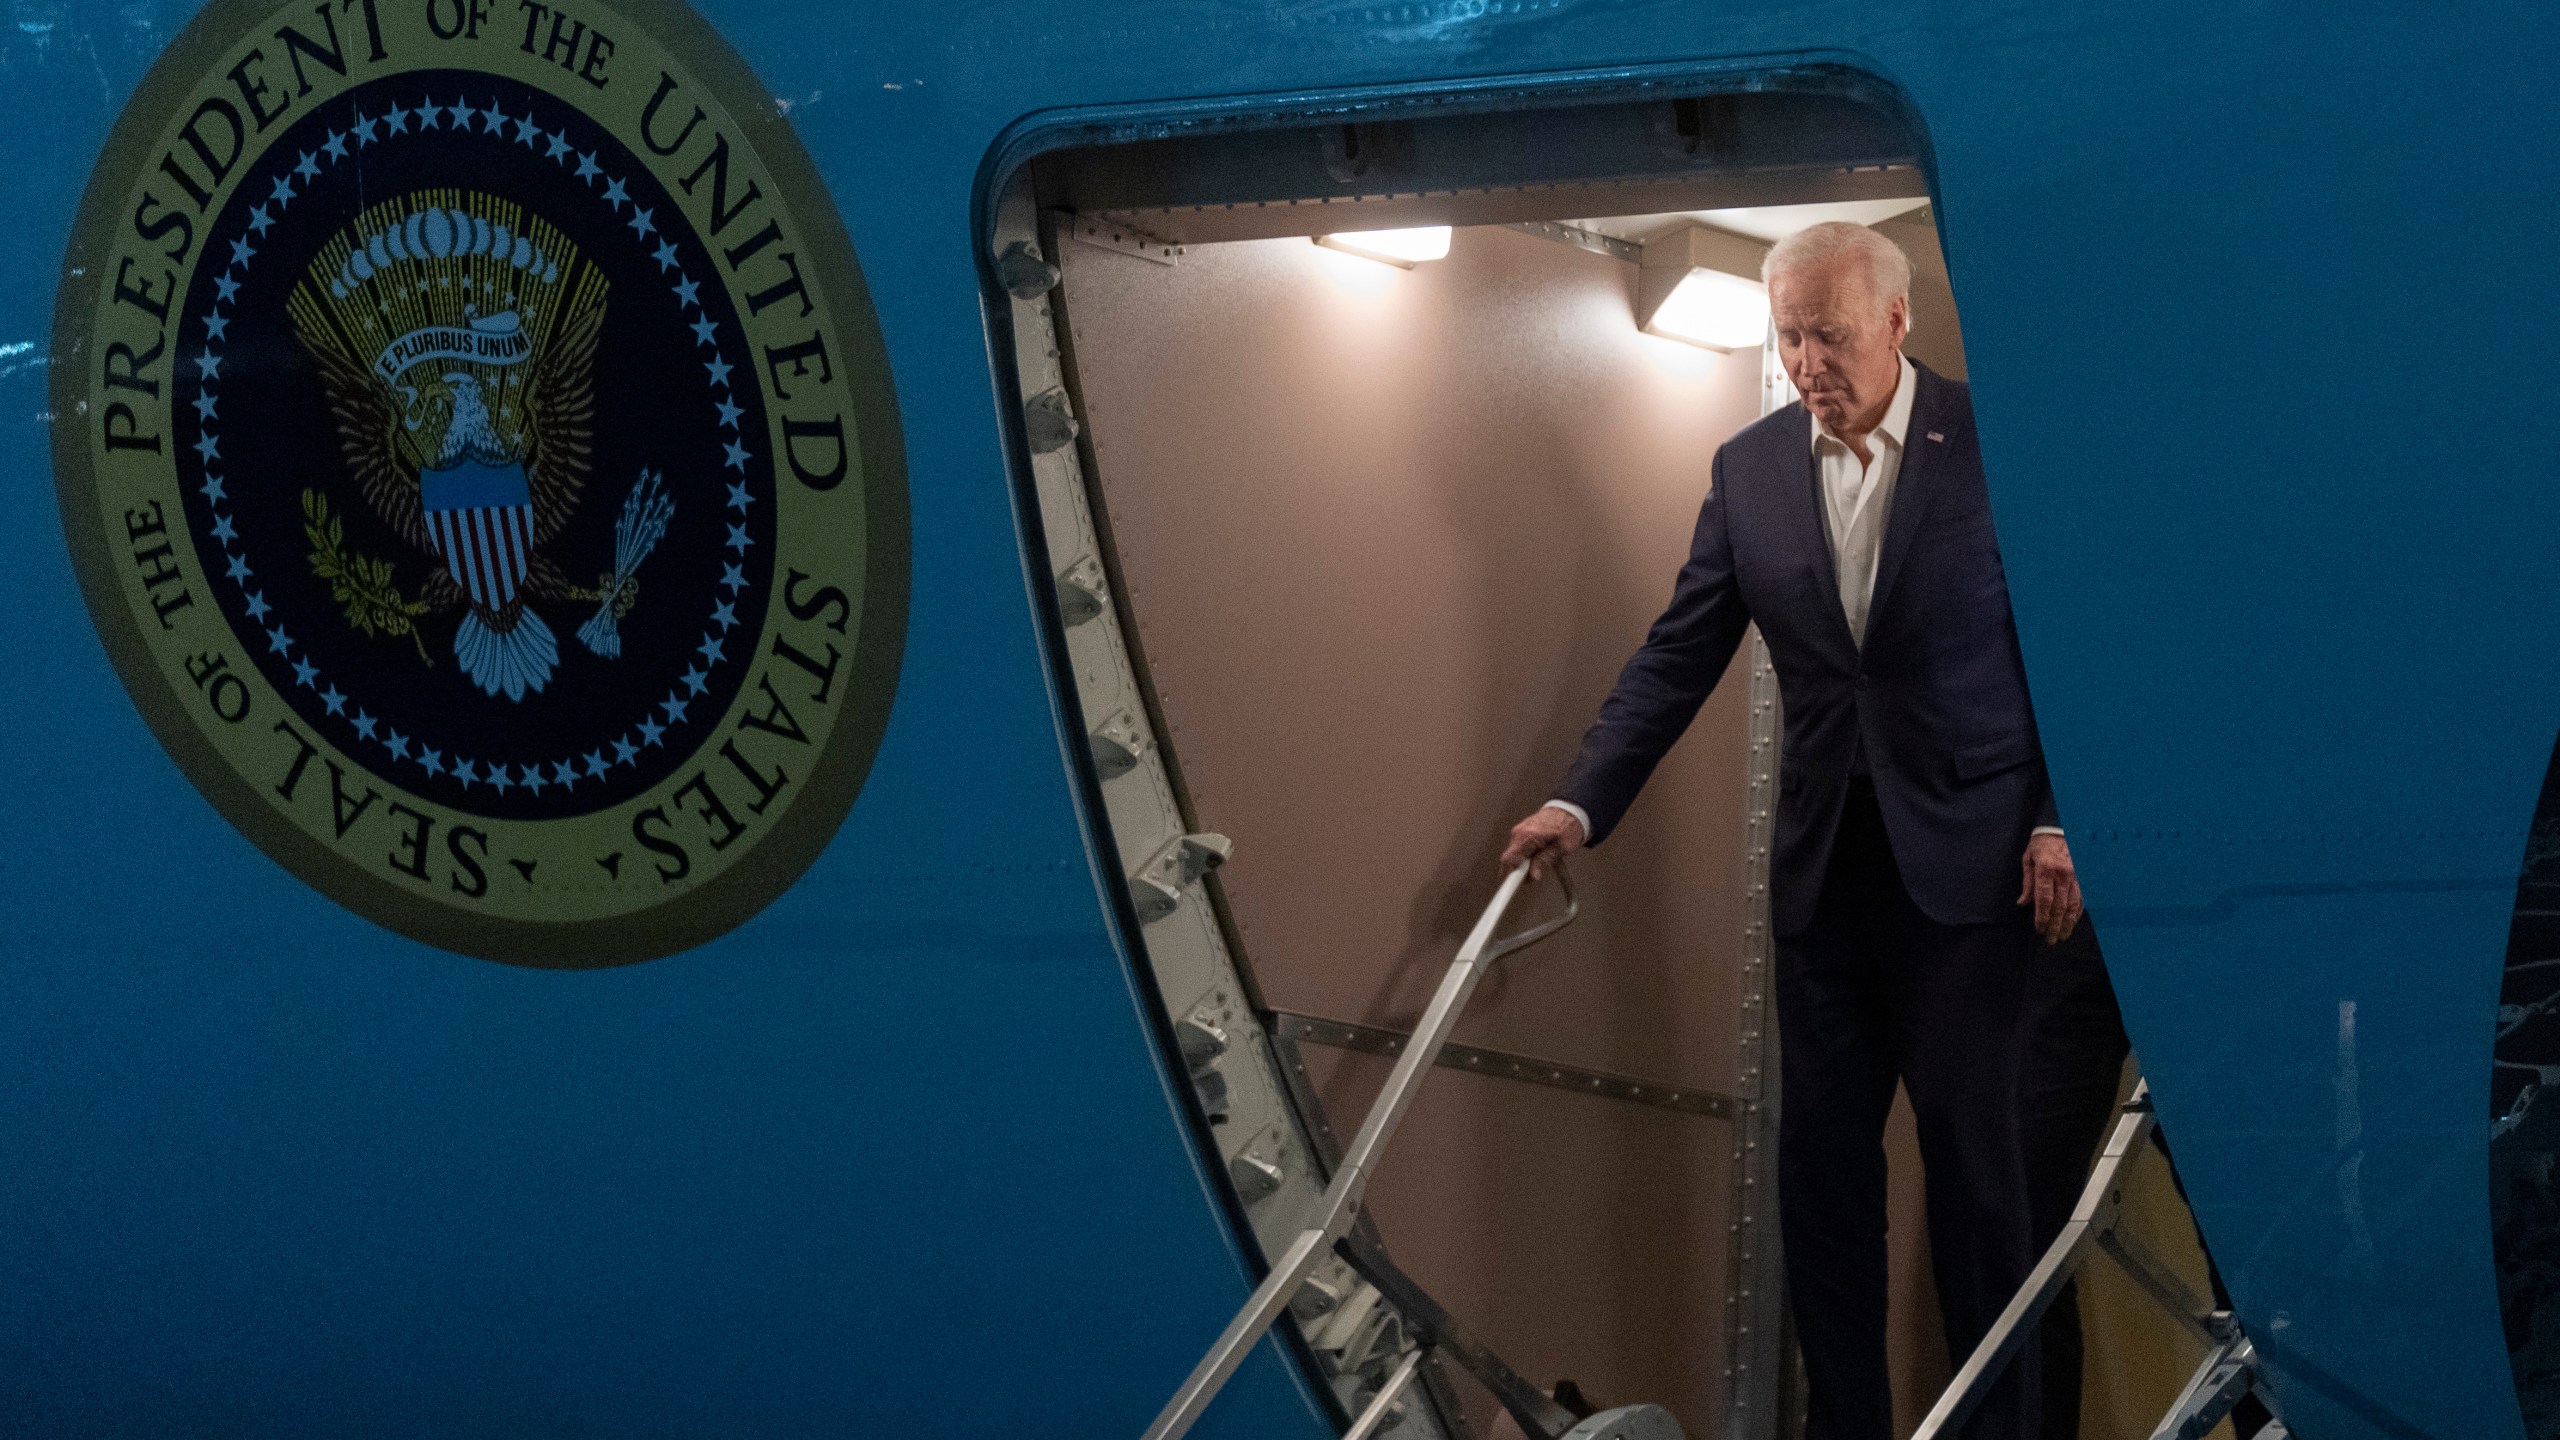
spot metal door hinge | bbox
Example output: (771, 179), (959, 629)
(1176, 1006), (1232, 1124)
(1025, 387), (1080, 454)
(1090, 707), (1150, 779)
(995, 239), (1060, 297)
(1226, 1121), (1288, 1205)
(1132, 833), (1232, 924)
(1056, 554), (1108, 626)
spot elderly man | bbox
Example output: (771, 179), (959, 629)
(1502, 221), (2080, 1440)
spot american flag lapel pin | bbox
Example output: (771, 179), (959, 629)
(1927, 431), (1946, 443)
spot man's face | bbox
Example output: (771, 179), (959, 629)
(1770, 259), (1910, 435)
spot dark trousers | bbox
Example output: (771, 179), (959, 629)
(1777, 780), (2041, 1440)
(2021, 923), (2274, 1439)
(2020, 919), (2128, 1440)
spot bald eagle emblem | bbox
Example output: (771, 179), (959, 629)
(288, 191), (670, 701)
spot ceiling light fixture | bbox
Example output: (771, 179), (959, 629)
(1314, 226), (1452, 268)
(1637, 226), (1771, 351)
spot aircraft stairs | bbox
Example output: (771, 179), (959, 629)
(1143, 861), (1685, 1440)
(1914, 1086), (2298, 1440)
(1141, 860), (2299, 1440)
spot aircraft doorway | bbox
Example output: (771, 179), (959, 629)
(989, 84), (2220, 1440)
(1067, 207), (1824, 1437)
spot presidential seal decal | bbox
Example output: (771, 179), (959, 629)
(53, 0), (908, 966)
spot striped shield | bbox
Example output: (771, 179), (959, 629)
(421, 459), (534, 612)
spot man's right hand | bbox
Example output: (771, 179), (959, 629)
(1501, 806), (1586, 880)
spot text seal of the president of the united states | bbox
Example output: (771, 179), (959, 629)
(52, 0), (908, 966)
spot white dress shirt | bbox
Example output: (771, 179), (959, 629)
(1545, 354), (2061, 845)
(1819, 355), (1918, 648)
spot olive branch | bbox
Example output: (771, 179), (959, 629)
(302, 488), (432, 665)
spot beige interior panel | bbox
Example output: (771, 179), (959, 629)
(1060, 223), (1762, 1095)
(1887, 1093), (1952, 1438)
(1871, 211), (1967, 383)
(1305, 1044), (1736, 1437)
(1056, 220), (1762, 1436)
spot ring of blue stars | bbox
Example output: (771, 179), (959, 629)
(186, 91), (765, 804)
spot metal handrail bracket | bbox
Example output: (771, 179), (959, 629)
(1140, 861), (1580, 1440)
(1340, 1347), (1429, 1440)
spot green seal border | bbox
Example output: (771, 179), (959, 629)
(52, 0), (909, 967)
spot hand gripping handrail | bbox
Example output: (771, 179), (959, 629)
(1140, 860), (1580, 1440)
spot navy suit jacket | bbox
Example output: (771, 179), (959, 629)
(1556, 361), (2057, 936)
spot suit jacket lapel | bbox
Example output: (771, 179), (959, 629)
(1783, 403), (1861, 660)
(1867, 364), (1945, 629)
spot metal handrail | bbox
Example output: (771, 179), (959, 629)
(1340, 1347), (1428, 1440)
(1140, 860), (1580, 1440)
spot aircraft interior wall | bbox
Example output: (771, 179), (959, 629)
(1048, 202), (2239, 1439)
(1060, 220), (1762, 1432)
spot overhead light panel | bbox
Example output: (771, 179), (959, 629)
(1315, 226), (1452, 268)
(1637, 226), (1770, 351)
(1648, 270), (1771, 351)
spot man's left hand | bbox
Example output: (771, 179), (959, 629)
(2018, 833), (2083, 945)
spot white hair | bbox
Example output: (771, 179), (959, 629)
(1761, 220), (1912, 323)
